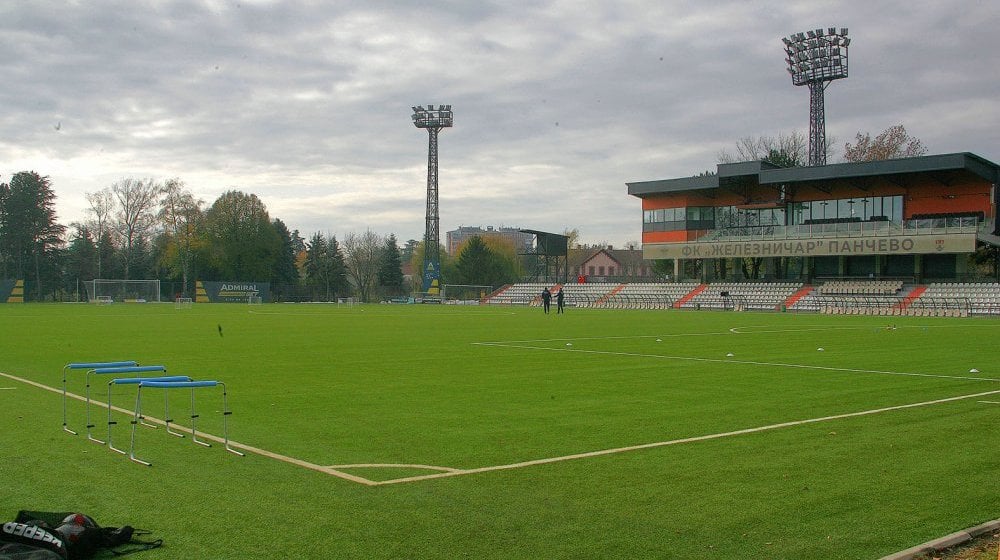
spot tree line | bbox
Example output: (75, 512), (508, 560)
(0, 174), (523, 302)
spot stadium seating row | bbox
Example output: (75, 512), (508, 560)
(484, 281), (1000, 316)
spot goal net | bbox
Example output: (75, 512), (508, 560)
(85, 279), (161, 303)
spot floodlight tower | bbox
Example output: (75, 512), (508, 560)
(411, 104), (453, 296)
(782, 27), (850, 166)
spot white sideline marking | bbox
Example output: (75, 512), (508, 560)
(0, 370), (379, 486)
(474, 341), (999, 383)
(0, 387), (16, 390)
(978, 400), (1000, 405)
(6, 368), (998, 487)
(328, 463), (463, 473)
(375, 388), (1000, 485)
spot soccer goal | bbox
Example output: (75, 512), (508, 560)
(85, 279), (161, 303)
(175, 297), (194, 309)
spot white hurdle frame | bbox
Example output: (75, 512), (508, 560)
(128, 380), (244, 466)
(106, 376), (193, 454)
(84, 365), (167, 443)
(61, 361), (137, 435)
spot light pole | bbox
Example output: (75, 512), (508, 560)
(782, 28), (850, 166)
(411, 104), (453, 297)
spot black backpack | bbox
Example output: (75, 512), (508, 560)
(6, 512), (161, 560)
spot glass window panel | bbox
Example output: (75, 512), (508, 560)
(859, 197), (871, 220)
(654, 209), (665, 222)
(892, 196), (903, 222)
(814, 201), (829, 220)
(838, 198), (853, 219)
(869, 197), (882, 219)
(686, 207), (698, 221)
(644, 210), (653, 223)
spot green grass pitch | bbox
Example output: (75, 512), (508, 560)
(1, 303), (998, 559)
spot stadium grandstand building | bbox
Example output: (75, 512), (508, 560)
(627, 152), (1000, 282)
(446, 225), (534, 256)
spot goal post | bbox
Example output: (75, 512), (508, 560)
(85, 279), (161, 303)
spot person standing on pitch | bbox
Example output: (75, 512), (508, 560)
(541, 287), (551, 314)
(556, 287), (565, 314)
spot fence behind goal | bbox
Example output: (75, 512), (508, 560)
(85, 279), (161, 303)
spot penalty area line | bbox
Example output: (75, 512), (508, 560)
(374, 388), (1000, 486)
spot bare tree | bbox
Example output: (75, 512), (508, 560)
(843, 124), (927, 162)
(717, 131), (829, 166)
(343, 229), (383, 302)
(85, 187), (115, 278)
(158, 178), (203, 296)
(111, 177), (160, 279)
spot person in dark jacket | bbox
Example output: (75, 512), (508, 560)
(556, 288), (565, 314)
(541, 288), (551, 314)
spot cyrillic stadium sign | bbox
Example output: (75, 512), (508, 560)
(195, 280), (270, 303)
(642, 233), (976, 260)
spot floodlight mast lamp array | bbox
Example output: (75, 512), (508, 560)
(782, 27), (850, 166)
(411, 104), (453, 296)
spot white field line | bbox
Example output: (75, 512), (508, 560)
(7, 351), (999, 487)
(978, 400), (1000, 405)
(0, 387), (16, 390)
(0, 370), (379, 486)
(328, 463), (463, 473)
(473, 341), (999, 384)
(374, 388), (1000, 485)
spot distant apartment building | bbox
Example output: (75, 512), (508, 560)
(446, 226), (534, 256)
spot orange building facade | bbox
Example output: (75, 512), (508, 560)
(627, 153), (1000, 282)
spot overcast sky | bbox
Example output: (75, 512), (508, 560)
(2, 1), (998, 248)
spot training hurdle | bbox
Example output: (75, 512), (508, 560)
(84, 366), (167, 443)
(106, 376), (193, 454)
(128, 380), (244, 466)
(62, 361), (137, 435)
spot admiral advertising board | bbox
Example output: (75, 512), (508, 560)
(195, 281), (269, 303)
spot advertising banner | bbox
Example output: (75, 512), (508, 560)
(642, 233), (976, 260)
(195, 281), (270, 303)
(1, 279), (24, 303)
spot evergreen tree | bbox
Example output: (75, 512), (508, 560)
(271, 218), (301, 300)
(327, 234), (349, 298)
(0, 172), (66, 300)
(377, 234), (405, 297)
(304, 232), (331, 300)
(454, 236), (503, 287)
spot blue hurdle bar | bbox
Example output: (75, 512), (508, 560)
(85, 366), (167, 443)
(128, 380), (243, 466)
(106, 376), (193, 454)
(61, 361), (137, 435)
